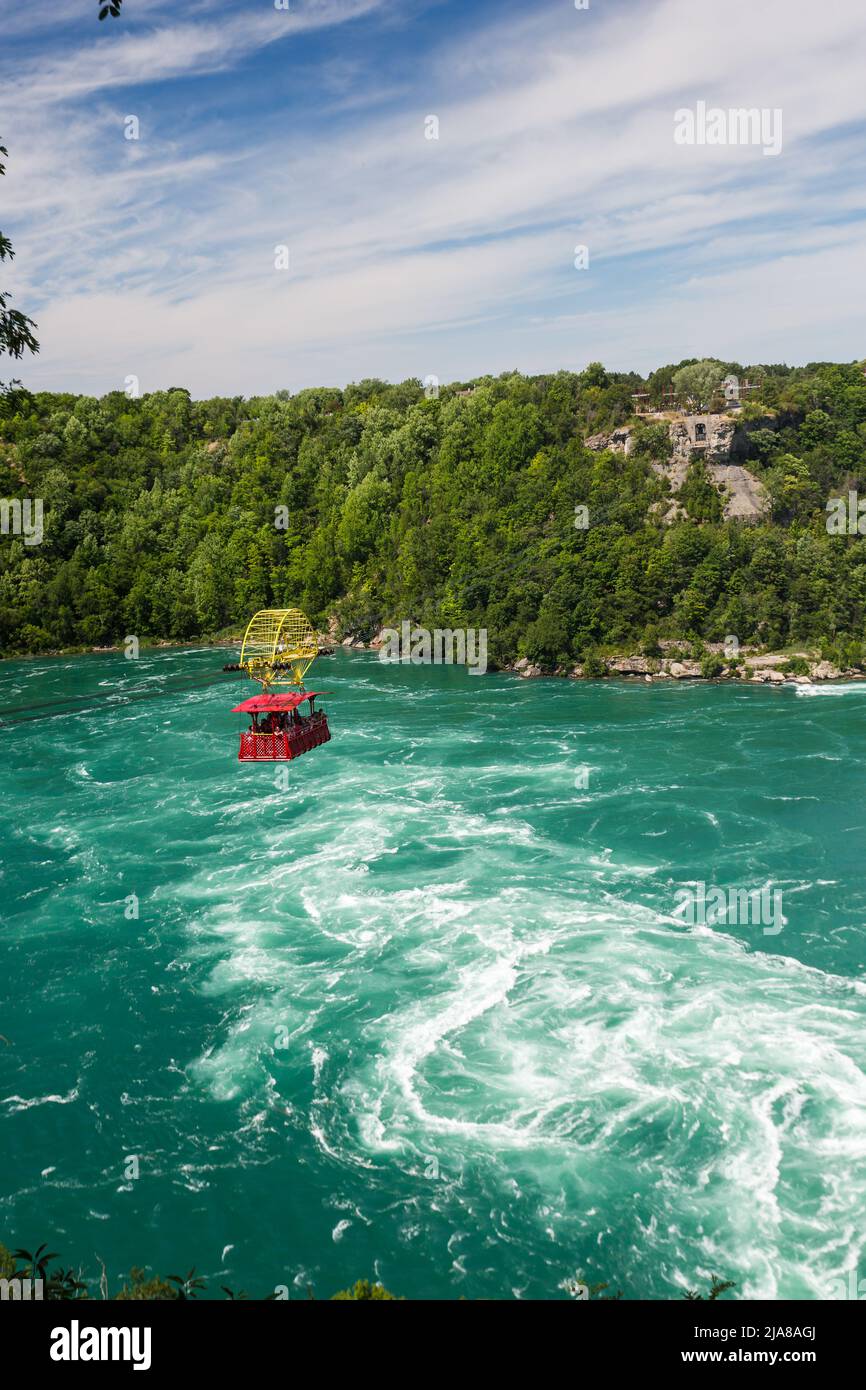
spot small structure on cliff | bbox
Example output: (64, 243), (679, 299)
(670, 413), (737, 463)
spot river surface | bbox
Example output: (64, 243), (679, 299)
(1, 647), (865, 1299)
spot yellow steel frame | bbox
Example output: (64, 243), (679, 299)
(239, 609), (318, 688)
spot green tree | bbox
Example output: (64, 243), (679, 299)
(672, 359), (726, 410)
(0, 140), (39, 390)
(679, 460), (724, 522)
(331, 1280), (401, 1301)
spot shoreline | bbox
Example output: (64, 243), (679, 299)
(1, 634), (862, 687)
(336, 631), (858, 687)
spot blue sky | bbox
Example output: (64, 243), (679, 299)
(2, 0), (866, 396)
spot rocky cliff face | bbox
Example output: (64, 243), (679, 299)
(714, 464), (769, 521)
(584, 412), (771, 523)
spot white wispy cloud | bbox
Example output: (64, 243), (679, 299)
(2, 0), (389, 106)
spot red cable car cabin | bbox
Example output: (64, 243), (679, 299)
(232, 691), (331, 762)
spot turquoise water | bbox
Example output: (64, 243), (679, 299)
(1, 647), (865, 1300)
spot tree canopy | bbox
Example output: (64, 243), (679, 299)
(672, 359), (727, 411)
(2, 362), (866, 665)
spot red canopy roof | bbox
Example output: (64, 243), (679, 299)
(231, 691), (326, 714)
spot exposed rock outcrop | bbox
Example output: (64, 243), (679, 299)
(586, 425), (635, 456)
(713, 464), (770, 522)
(606, 655), (652, 674)
(812, 661), (842, 680)
(514, 656), (544, 678)
(667, 660), (703, 679)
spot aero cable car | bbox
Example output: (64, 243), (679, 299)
(232, 609), (331, 763)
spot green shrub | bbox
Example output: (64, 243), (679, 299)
(781, 656), (810, 676)
(700, 653), (724, 678)
(582, 652), (607, 678)
(331, 1280), (400, 1301)
(630, 423), (670, 462)
(116, 1267), (179, 1300)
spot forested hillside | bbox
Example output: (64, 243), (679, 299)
(2, 360), (866, 668)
